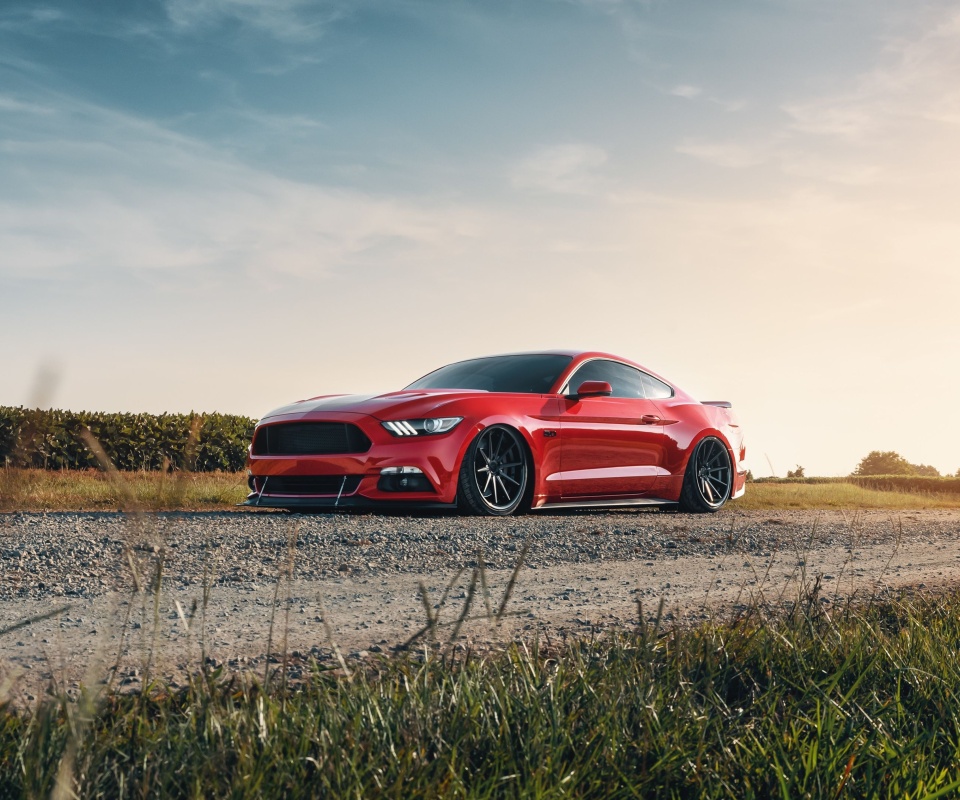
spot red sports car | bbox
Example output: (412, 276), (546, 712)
(245, 351), (746, 515)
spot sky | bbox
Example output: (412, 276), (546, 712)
(2, 0), (959, 477)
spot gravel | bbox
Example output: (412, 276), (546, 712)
(1, 507), (956, 602)
(3, 508), (960, 702)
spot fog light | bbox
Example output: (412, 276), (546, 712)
(378, 466), (433, 493)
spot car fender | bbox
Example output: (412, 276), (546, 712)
(448, 411), (553, 503)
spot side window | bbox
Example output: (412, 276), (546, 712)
(640, 372), (674, 399)
(567, 360), (646, 399)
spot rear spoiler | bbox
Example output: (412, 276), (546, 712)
(701, 400), (732, 408)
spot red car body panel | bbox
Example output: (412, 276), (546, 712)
(245, 351), (746, 511)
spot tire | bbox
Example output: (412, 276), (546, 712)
(678, 436), (733, 513)
(457, 425), (530, 516)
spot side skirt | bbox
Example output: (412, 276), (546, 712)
(534, 497), (679, 511)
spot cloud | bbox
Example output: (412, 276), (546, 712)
(675, 6), (960, 192)
(0, 5), (66, 31)
(0, 91), (483, 285)
(669, 84), (701, 99)
(674, 138), (768, 168)
(0, 94), (54, 115)
(511, 143), (609, 194)
(708, 96), (747, 113)
(783, 8), (960, 140)
(163, 0), (348, 41)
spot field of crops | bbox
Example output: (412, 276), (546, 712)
(0, 407), (255, 472)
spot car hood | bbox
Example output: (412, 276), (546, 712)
(259, 390), (491, 422)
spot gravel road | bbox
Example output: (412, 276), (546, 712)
(3, 508), (960, 702)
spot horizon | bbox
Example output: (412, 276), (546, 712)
(3, 0), (959, 477)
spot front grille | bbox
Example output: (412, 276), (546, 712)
(252, 423), (371, 455)
(259, 475), (362, 496)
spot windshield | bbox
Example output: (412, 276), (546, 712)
(405, 354), (573, 394)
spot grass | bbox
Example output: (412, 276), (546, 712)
(2, 468), (960, 512)
(0, 468), (248, 511)
(737, 481), (960, 510)
(6, 586), (960, 798)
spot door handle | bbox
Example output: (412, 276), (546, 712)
(639, 415), (661, 425)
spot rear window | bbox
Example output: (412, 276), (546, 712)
(640, 372), (674, 399)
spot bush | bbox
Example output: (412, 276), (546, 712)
(0, 407), (256, 472)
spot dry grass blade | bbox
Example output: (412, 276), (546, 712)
(200, 557), (211, 665)
(477, 549), (493, 621)
(142, 550), (166, 691)
(417, 581), (437, 643)
(495, 540), (529, 622)
(79, 428), (137, 509)
(263, 552), (285, 691)
(316, 596), (352, 680)
(163, 414), (203, 509)
(174, 600), (191, 633)
(105, 599), (137, 692)
(436, 566), (466, 615)
(280, 522), (299, 701)
(0, 605), (72, 637)
(871, 515), (904, 601)
(125, 548), (143, 594)
(400, 567), (467, 650)
(447, 567), (479, 648)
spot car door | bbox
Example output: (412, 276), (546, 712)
(558, 360), (670, 498)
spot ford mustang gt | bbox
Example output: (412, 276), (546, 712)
(244, 351), (746, 515)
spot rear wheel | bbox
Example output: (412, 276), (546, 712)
(678, 436), (732, 513)
(457, 425), (529, 516)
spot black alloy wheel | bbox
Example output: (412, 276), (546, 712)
(678, 436), (732, 513)
(457, 425), (529, 516)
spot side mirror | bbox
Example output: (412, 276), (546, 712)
(574, 380), (612, 398)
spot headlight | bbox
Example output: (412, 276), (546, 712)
(381, 417), (463, 436)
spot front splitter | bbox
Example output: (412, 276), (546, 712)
(240, 494), (458, 511)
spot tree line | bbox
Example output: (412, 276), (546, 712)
(851, 450), (957, 478)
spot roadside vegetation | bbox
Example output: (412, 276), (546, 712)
(4, 468), (960, 512)
(0, 468), (249, 511)
(5, 583), (960, 798)
(735, 479), (960, 510)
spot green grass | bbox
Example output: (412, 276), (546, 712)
(6, 588), (960, 798)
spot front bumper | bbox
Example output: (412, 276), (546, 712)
(246, 411), (470, 509)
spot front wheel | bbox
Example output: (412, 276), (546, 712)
(457, 425), (529, 516)
(678, 436), (732, 513)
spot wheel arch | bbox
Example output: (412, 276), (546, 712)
(682, 428), (735, 467)
(451, 418), (539, 510)
(672, 428), (737, 497)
